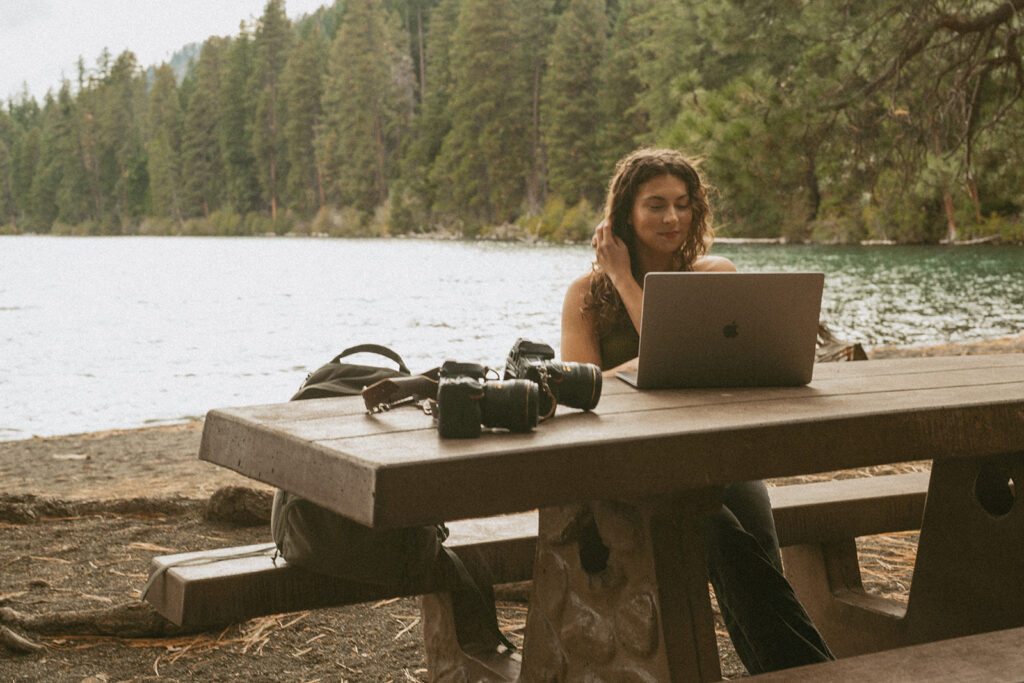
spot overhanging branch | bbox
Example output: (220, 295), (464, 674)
(825, 0), (1024, 111)
(938, 0), (1024, 34)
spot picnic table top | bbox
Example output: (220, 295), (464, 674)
(199, 354), (1024, 528)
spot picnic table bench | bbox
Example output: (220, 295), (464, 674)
(145, 354), (1024, 680)
(146, 472), (930, 678)
(747, 626), (1024, 682)
(145, 472), (929, 628)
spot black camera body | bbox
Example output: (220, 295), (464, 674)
(436, 360), (539, 438)
(503, 338), (602, 417)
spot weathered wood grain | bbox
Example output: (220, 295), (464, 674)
(200, 355), (1023, 528)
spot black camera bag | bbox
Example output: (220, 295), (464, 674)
(271, 344), (513, 652)
(273, 343), (436, 586)
(290, 343), (411, 400)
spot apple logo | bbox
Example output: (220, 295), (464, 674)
(723, 321), (739, 338)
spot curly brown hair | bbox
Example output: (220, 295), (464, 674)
(585, 148), (714, 334)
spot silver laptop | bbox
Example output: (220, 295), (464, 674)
(616, 272), (825, 389)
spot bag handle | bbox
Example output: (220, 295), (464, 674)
(331, 344), (410, 374)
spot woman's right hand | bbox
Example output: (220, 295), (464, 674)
(592, 219), (644, 335)
(592, 220), (632, 286)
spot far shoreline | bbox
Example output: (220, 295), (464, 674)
(2, 230), (1022, 248)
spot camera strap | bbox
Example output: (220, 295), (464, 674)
(362, 369), (440, 413)
(534, 367), (558, 421)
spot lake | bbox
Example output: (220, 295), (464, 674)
(1, 235), (1021, 441)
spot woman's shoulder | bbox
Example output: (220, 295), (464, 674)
(691, 255), (737, 272)
(566, 272), (593, 296)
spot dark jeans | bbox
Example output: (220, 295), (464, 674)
(700, 480), (835, 675)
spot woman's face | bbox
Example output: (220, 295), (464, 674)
(628, 173), (692, 257)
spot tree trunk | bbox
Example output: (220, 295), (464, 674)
(806, 155), (821, 222)
(525, 59), (544, 215)
(373, 99), (387, 206)
(316, 164), (326, 211)
(943, 189), (958, 243)
(965, 174), (982, 223)
(417, 3), (426, 100)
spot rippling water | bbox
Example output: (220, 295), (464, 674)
(1, 236), (1021, 440)
(717, 244), (1024, 347)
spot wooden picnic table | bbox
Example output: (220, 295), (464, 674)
(199, 354), (1024, 681)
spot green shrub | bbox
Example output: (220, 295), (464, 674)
(208, 209), (242, 236)
(289, 214), (312, 236)
(809, 216), (865, 244)
(554, 199), (600, 243)
(534, 195), (567, 240)
(368, 201), (393, 237)
(244, 213), (275, 236)
(310, 206), (335, 235)
(50, 221), (101, 236)
(139, 217), (176, 235)
(271, 210), (297, 236)
(312, 205), (369, 237)
(964, 213), (1024, 244)
(382, 183), (429, 234)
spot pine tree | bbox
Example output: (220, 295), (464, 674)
(48, 83), (93, 227)
(382, 0), (437, 104)
(12, 124), (42, 225)
(147, 64), (184, 220)
(431, 0), (534, 228)
(100, 50), (148, 227)
(598, 0), (654, 168)
(318, 0), (414, 214)
(221, 28), (261, 217)
(181, 37), (228, 218)
(0, 109), (12, 151)
(518, 0), (557, 214)
(76, 77), (106, 223)
(630, 0), (692, 134)
(397, 0), (459, 226)
(25, 96), (58, 230)
(251, 0), (294, 220)
(3, 94), (39, 225)
(542, 0), (608, 206)
(6, 90), (41, 132)
(282, 27), (328, 215)
(0, 138), (13, 226)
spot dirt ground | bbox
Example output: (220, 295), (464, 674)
(1, 335), (1020, 682)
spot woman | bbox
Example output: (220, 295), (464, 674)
(560, 148), (834, 675)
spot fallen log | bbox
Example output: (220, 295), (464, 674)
(0, 602), (184, 639)
(0, 623), (44, 653)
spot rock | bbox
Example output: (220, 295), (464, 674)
(204, 486), (273, 525)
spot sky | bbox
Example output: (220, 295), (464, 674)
(1, 0), (329, 104)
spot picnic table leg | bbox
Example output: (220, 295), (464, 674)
(782, 451), (1024, 658)
(904, 450), (1024, 641)
(518, 490), (724, 682)
(780, 538), (908, 657)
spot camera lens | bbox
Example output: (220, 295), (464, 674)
(547, 362), (602, 410)
(480, 379), (538, 433)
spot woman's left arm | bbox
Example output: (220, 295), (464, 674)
(560, 275), (604, 367)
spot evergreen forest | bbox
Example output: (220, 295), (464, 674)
(1, 0), (1022, 244)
